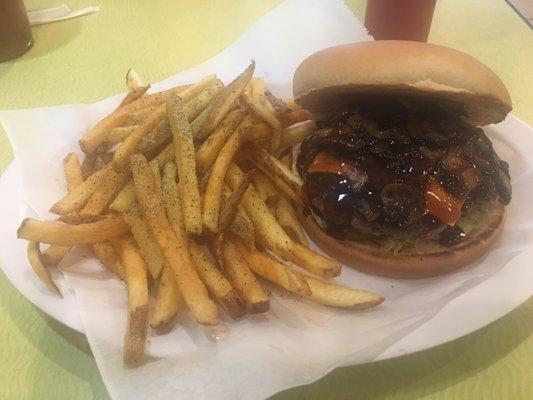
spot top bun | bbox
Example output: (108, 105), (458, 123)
(293, 41), (512, 126)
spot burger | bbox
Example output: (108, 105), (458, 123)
(293, 41), (512, 278)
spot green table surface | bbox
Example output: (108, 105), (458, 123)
(0, 1), (531, 399)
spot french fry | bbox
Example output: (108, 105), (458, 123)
(167, 93), (203, 235)
(126, 68), (144, 92)
(237, 244), (310, 296)
(137, 119), (171, 154)
(109, 144), (175, 213)
(63, 153), (84, 190)
(190, 104), (213, 138)
(201, 61), (255, 134)
(196, 109), (246, 172)
(244, 121), (271, 143)
(161, 162), (186, 242)
(79, 90), (175, 153)
(221, 186), (255, 249)
(126, 103), (165, 125)
(80, 152), (97, 179)
(50, 164), (114, 215)
(17, 217), (129, 246)
(115, 238), (149, 366)
(280, 108), (312, 127)
(27, 241), (61, 296)
(263, 169), (301, 205)
(226, 163), (293, 257)
(131, 154), (218, 325)
(301, 275), (383, 309)
(42, 152), (85, 265)
(222, 239), (269, 313)
(280, 120), (315, 148)
(80, 169), (129, 216)
(41, 244), (71, 266)
(289, 243), (342, 279)
(57, 212), (107, 225)
(107, 125), (137, 144)
(252, 170), (278, 206)
(189, 240), (246, 319)
(176, 75), (218, 104)
(151, 265), (181, 330)
(123, 204), (165, 279)
(183, 80), (223, 121)
(202, 129), (244, 233)
(265, 91), (291, 114)
(91, 241), (125, 280)
(118, 84), (151, 108)
(248, 144), (302, 194)
(113, 104), (167, 171)
(219, 171), (253, 232)
(242, 93), (283, 152)
(276, 196), (308, 245)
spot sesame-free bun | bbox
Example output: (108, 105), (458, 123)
(300, 204), (505, 279)
(294, 41), (512, 126)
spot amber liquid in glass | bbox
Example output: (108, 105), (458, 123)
(0, 0), (34, 62)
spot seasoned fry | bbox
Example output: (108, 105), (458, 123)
(262, 169), (301, 204)
(131, 154), (218, 325)
(115, 238), (149, 366)
(118, 84), (151, 108)
(248, 144), (302, 194)
(107, 125), (137, 144)
(137, 119), (171, 153)
(196, 109), (246, 172)
(80, 152), (97, 179)
(252, 170), (278, 206)
(63, 153), (84, 191)
(43, 152), (84, 265)
(265, 91), (291, 114)
(113, 104), (167, 171)
(221, 186), (255, 249)
(190, 104), (213, 138)
(126, 68), (144, 92)
(110, 144), (175, 213)
(123, 204), (164, 279)
(219, 171), (253, 232)
(91, 241), (125, 280)
(202, 129), (244, 233)
(237, 244), (310, 296)
(80, 169), (129, 216)
(201, 61), (255, 134)
(242, 93), (283, 152)
(222, 239), (269, 313)
(189, 240), (246, 319)
(151, 265), (181, 330)
(175, 75), (218, 104)
(302, 275), (383, 309)
(17, 217), (129, 246)
(183, 80), (223, 121)
(167, 93), (203, 235)
(41, 244), (71, 266)
(50, 164), (113, 215)
(276, 196), (308, 245)
(280, 108), (312, 127)
(289, 243), (342, 279)
(79, 90), (175, 153)
(27, 242), (61, 296)
(244, 121), (271, 143)
(161, 162), (186, 242)
(226, 163), (293, 257)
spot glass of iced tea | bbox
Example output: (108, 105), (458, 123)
(365, 0), (437, 42)
(0, 0), (34, 62)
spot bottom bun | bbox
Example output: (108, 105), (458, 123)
(300, 205), (505, 279)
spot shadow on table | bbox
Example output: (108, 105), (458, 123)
(269, 298), (532, 400)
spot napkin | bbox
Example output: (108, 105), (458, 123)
(0, 1), (532, 399)
(28, 4), (99, 26)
